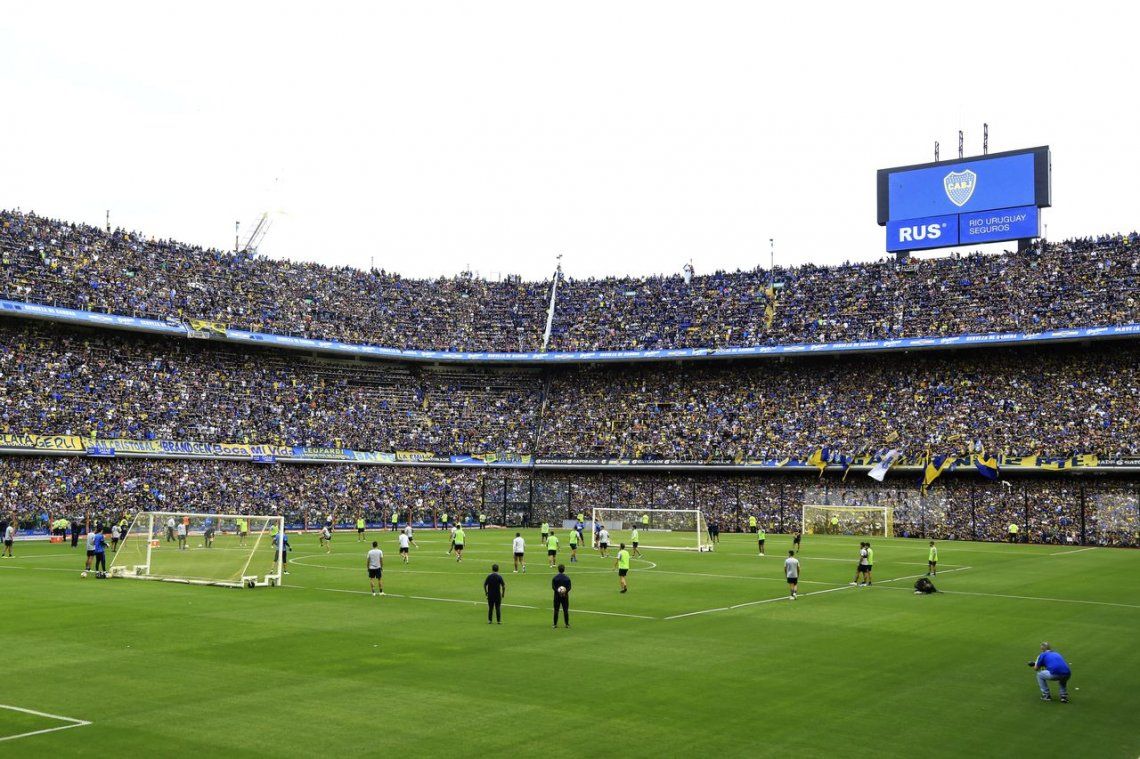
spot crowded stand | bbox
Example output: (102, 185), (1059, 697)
(0, 210), (1137, 550)
(2, 210), (1137, 353)
(0, 320), (540, 453)
(2, 319), (1139, 460)
(0, 458), (1135, 547)
(538, 348), (1140, 460)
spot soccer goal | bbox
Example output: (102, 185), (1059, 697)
(108, 512), (285, 588)
(801, 505), (893, 537)
(590, 508), (710, 551)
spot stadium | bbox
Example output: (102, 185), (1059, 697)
(3, 5), (1140, 758)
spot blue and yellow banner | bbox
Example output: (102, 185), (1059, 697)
(0, 433), (86, 452)
(922, 453), (954, 491)
(974, 451), (1000, 480)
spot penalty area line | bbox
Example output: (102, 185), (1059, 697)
(0, 704), (91, 744)
(285, 584), (655, 619)
(1047, 547), (1097, 556)
(878, 566), (973, 584)
(664, 584), (854, 620)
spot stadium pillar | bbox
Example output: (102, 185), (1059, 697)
(735, 480), (742, 532)
(526, 472), (534, 527)
(1023, 486), (1030, 544)
(1079, 486), (1086, 546)
(919, 489), (926, 538)
(779, 482), (785, 533)
(969, 484), (977, 541)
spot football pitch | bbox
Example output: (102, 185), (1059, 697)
(2, 529), (1138, 758)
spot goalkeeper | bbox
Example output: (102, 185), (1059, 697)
(272, 530), (292, 575)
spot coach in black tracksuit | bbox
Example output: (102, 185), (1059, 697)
(552, 565), (571, 628)
(484, 564), (506, 624)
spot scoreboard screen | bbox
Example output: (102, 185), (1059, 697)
(877, 146), (1050, 253)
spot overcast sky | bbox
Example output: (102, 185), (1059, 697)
(1, 1), (1136, 281)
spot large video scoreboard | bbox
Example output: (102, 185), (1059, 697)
(877, 146), (1051, 252)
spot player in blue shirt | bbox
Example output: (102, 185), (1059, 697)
(272, 531), (292, 575)
(1029, 642), (1072, 702)
(92, 530), (108, 574)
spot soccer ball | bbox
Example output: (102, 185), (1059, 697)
(557, 586), (567, 596)
(80, 571), (87, 578)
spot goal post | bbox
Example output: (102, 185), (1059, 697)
(109, 511), (285, 588)
(589, 508), (710, 552)
(801, 505), (892, 537)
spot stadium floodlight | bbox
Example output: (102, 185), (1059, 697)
(801, 504), (893, 537)
(109, 512), (284, 588)
(590, 508), (710, 552)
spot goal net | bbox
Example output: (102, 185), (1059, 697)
(590, 508), (710, 551)
(802, 505), (892, 537)
(109, 512), (284, 588)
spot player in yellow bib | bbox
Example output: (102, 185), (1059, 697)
(568, 529), (579, 563)
(453, 526), (466, 563)
(614, 544), (631, 593)
(927, 541), (938, 576)
(546, 533), (559, 567)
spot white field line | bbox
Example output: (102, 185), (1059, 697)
(664, 606), (730, 620)
(730, 584), (852, 609)
(1047, 547), (1097, 556)
(644, 568), (835, 586)
(896, 561), (965, 567)
(665, 584), (853, 620)
(287, 584), (656, 620)
(0, 704), (91, 744)
(873, 584), (1140, 610)
(290, 561), (612, 576)
(665, 566), (975, 621)
(878, 566), (973, 584)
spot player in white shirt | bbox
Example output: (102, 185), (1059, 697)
(165, 516), (176, 543)
(403, 523), (417, 548)
(176, 521), (188, 550)
(366, 541), (385, 596)
(448, 525), (458, 555)
(785, 550), (800, 599)
(2, 524), (14, 557)
(850, 543), (869, 586)
(512, 532), (526, 573)
(398, 531), (411, 563)
(597, 528), (610, 557)
(320, 524), (333, 554)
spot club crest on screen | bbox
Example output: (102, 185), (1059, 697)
(943, 169), (977, 207)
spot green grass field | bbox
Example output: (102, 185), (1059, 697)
(2, 528), (1138, 758)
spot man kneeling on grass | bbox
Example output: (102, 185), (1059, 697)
(1030, 642), (1071, 703)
